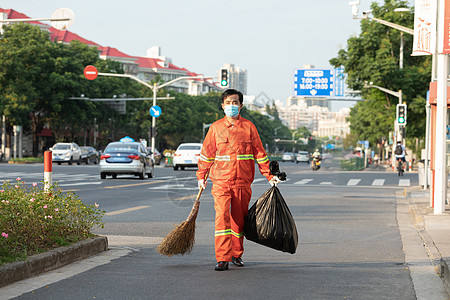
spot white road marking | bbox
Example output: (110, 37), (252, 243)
(58, 181), (103, 186)
(372, 179), (385, 186)
(294, 179), (313, 185)
(320, 182), (333, 185)
(399, 179), (410, 187)
(346, 179), (361, 186)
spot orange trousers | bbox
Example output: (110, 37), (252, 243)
(211, 184), (252, 262)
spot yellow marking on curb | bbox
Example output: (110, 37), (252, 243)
(105, 206), (150, 216)
(104, 180), (166, 189)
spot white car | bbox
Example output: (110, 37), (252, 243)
(282, 152), (295, 162)
(173, 143), (202, 171)
(51, 143), (82, 165)
(296, 151), (310, 164)
(99, 141), (154, 179)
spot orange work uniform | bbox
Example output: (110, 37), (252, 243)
(197, 116), (273, 262)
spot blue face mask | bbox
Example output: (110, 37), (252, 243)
(224, 105), (240, 118)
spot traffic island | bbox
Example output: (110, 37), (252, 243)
(0, 236), (108, 288)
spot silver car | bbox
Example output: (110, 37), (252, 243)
(99, 142), (154, 179)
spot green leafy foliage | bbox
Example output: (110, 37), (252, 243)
(0, 179), (104, 265)
(329, 0), (431, 152)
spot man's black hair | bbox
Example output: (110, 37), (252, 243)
(221, 89), (243, 105)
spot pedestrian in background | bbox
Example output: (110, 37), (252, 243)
(197, 89), (280, 271)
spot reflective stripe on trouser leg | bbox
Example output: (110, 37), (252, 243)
(212, 184), (252, 262)
(230, 187), (252, 259)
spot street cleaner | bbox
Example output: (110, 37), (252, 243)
(197, 89), (280, 271)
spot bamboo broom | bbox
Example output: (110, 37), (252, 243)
(157, 172), (209, 256)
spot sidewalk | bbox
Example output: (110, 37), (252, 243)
(407, 186), (450, 293)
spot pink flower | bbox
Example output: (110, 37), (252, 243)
(32, 183), (37, 187)
(94, 203), (99, 208)
(2, 200), (9, 204)
(16, 177), (21, 181)
(43, 205), (47, 209)
(47, 215), (53, 219)
(15, 185), (19, 188)
(54, 208), (59, 212)
(30, 198), (35, 202)
(0, 189), (4, 193)
(1, 232), (8, 238)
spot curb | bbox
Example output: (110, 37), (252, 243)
(0, 236), (108, 288)
(441, 258), (450, 292)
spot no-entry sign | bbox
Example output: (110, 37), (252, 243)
(84, 65), (98, 80)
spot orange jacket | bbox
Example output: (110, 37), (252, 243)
(197, 116), (273, 187)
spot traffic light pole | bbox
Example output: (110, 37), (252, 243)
(364, 84), (404, 169)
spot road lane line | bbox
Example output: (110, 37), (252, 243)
(105, 206), (151, 216)
(346, 179), (361, 186)
(105, 180), (166, 189)
(372, 179), (385, 186)
(59, 182), (102, 186)
(320, 182), (333, 185)
(173, 195), (195, 201)
(398, 179), (410, 187)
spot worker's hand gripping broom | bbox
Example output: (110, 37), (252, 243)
(157, 172), (209, 256)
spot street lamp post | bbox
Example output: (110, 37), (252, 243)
(96, 72), (212, 160)
(349, 2), (413, 70)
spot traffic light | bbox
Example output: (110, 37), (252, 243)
(396, 104), (407, 126)
(220, 68), (229, 87)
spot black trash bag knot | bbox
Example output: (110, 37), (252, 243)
(269, 161), (287, 181)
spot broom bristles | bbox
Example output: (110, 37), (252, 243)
(156, 219), (197, 256)
(157, 171), (208, 257)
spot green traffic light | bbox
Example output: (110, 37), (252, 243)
(398, 117), (405, 124)
(221, 80), (228, 86)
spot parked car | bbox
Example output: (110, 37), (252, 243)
(51, 142), (81, 165)
(146, 147), (162, 165)
(80, 146), (100, 164)
(296, 151), (310, 164)
(282, 152), (295, 162)
(173, 143), (202, 170)
(100, 141), (154, 179)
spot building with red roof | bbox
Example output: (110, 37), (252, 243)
(0, 8), (221, 95)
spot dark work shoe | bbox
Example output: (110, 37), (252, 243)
(232, 256), (244, 267)
(215, 261), (229, 271)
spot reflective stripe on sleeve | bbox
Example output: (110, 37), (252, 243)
(200, 154), (215, 162)
(215, 229), (232, 237)
(237, 154), (254, 160)
(256, 156), (269, 163)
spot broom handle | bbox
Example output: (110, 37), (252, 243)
(186, 171), (209, 222)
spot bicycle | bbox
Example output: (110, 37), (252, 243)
(397, 159), (404, 176)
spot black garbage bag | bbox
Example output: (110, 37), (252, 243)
(244, 186), (298, 254)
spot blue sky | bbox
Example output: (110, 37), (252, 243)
(2, 0), (415, 109)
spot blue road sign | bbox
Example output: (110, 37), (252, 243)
(294, 69), (334, 97)
(149, 105), (162, 118)
(334, 68), (344, 97)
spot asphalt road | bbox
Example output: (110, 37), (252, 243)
(1, 159), (421, 299)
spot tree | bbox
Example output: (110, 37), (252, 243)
(329, 0), (431, 153)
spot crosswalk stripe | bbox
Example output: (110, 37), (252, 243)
(372, 179), (385, 186)
(398, 179), (410, 187)
(294, 179), (313, 185)
(347, 179), (361, 186)
(320, 182), (333, 185)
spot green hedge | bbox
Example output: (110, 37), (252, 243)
(341, 157), (365, 171)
